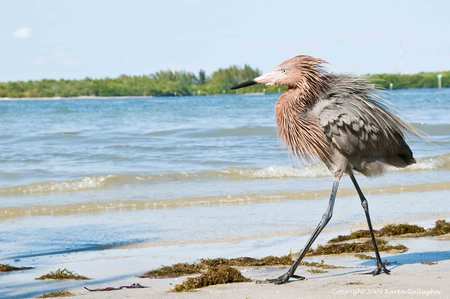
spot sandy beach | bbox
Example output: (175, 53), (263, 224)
(59, 234), (450, 299)
(68, 265), (449, 299)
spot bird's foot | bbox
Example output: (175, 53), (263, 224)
(256, 272), (305, 285)
(363, 262), (391, 276)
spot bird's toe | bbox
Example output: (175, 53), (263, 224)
(256, 272), (305, 285)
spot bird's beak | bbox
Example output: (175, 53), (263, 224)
(253, 70), (283, 86)
(230, 80), (257, 90)
(230, 70), (283, 90)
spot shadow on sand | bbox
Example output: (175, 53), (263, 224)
(306, 250), (450, 281)
(361, 250), (450, 267)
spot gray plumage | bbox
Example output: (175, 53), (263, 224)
(311, 75), (415, 176)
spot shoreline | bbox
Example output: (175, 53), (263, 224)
(0, 95), (154, 101)
(2, 217), (449, 299)
(0, 88), (449, 101)
(62, 232), (450, 299)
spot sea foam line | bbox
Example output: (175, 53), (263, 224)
(1, 181), (450, 221)
(0, 153), (449, 196)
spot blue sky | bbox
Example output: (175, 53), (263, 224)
(1, 0), (449, 81)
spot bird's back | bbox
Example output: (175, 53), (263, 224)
(310, 75), (415, 176)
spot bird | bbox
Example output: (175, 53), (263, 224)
(231, 55), (416, 285)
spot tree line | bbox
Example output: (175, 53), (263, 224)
(0, 66), (448, 98)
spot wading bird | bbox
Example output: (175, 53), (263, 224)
(231, 55), (415, 284)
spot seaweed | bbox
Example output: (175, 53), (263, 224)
(328, 223), (427, 243)
(346, 281), (363, 285)
(139, 263), (202, 278)
(425, 220), (450, 236)
(141, 256), (294, 279)
(378, 224), (426, 236)
(173, 266), (251, 292)
(328, 220), (450, 244)
(301, 260), (342, 269)
(328, 230), (373, 243)
(199, 255), (293, 267)
(306, 268), (328, 274)
(354, 253), (375, 260)
(0, 264), (33, 272)
(36, 269), (89, 280)
(38, 290), (74, 298)
(309, 239), (407, 255)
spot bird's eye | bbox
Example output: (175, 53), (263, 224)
(281, 69), (287, 74)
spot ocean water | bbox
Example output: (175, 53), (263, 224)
(1, 89), (450, 297)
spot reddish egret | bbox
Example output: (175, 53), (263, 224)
(231, 55), (415, 284)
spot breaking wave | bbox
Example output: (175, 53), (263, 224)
(1, 153), (449, 197)
(1, 180), (450, 221)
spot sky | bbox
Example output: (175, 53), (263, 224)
(1, 0), (449, 81)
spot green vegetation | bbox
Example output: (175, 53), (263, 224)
(0, 66), (279, 98)
(369, 71), (450, 89)
(173, 266), (251, 292)
(1, 66), (447, 98)
(36, 268), (90, 280)
(38, 290), (74, 298)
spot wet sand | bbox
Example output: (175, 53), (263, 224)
(39, 234), (450, 299)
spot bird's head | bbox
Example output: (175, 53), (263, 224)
(231, 55), (327, 90)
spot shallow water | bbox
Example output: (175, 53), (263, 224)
(0, 89), (450, 298)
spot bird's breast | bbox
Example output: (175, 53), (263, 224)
(275, 94), (331, 162)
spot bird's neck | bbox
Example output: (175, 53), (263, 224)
(275, 74), (331, 161)
(291, 72), (330, 108)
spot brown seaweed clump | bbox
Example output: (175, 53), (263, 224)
(140, 263), (203, 278)
(142, 255), (295, 279)
(309, 239), (408, 256)
(354, 254), (375, 260)
(173, 266), (251, 292)
(328, 224), (426, 243)
(0, 264), (33, 272)
(425, 220), (450, 236)
(36, 269), (90, 280)
(378, 224), (426, 236)
(301, 260), (342, 269)
(38, 290), (74, 298)
(328, 220), (449, 243)
(328, 230), (372, 243)
(306, 268), (328, 274)
(199, 255), (293, 267)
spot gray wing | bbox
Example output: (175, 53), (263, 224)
(312, 76), (415, 170)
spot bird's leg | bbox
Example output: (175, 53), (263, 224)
(260, 179), (340, 285)
(349, 173), (390, 275)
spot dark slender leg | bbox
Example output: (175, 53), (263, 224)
(349, 173), (390, 275)
(261, 179), (340, 285)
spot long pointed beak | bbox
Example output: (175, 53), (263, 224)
(230, 80), (257, 90)
(230, 70), (283, 90)
(254, 70), (283, 85)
